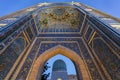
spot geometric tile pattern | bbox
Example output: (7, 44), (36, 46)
(16, 38), (102, 80)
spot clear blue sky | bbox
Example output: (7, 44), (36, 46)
(0, 0), (120, 18)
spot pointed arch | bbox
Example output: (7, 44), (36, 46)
(27, 45), (90, 80)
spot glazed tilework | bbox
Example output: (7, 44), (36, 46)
(83, 18), (120, 56)
(38, 6), (80, 28)
(84, 25), (93, 42)
(16, 39), (41, 79)
(0, 37), (26, 80)
(16, 38), (102, 80)
(93, 38), (120, 80)
(87, 16), (120, 47)
(0, 15), (32, 42)
(26, 27), (34, 40)
(35, 7), (85, 33)
(0, 16), (37, 53)
(0, 2), (120, 80)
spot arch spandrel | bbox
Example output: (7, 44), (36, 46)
(27, 45), (90, 80)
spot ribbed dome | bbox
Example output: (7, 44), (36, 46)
(52, 59), (67, 71)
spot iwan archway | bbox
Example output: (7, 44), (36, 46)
(27, 45), (91, 80)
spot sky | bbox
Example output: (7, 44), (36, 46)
(0, 0), (120, 18)
(46, 54), (76, 79)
